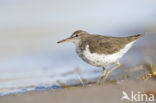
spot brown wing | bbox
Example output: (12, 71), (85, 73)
(87, 35), (134, 54)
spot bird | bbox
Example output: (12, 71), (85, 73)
(57, 30), (145, 84)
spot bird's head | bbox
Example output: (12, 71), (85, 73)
(57, 30), (88, 44)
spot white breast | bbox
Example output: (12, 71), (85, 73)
(76, 41), (135, 67)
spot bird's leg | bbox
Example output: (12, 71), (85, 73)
(101, 67), (106, 79)
(104, 62), (120, 81)
(99, 67), (106, 85)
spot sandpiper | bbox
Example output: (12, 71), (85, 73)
(57, 30), (145, 84)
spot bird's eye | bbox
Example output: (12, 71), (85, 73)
(75, 34), (78, 37)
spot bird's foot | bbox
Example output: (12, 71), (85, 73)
(98, 76), (106, 85)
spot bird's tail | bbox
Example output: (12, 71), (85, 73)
(128, 32), (146, 41)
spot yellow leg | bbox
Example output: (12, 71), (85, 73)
(104, 62), (120, 81)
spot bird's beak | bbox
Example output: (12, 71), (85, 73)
(57, 37), (73, 43)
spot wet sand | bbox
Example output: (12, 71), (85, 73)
(0, 80), (156, 103)
(0, 33), (156, 103)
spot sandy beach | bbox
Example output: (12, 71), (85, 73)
(0, 80), (156, 103)
(0, 32), (155, 103)
(0, 0), (156, 103)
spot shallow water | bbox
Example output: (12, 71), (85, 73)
(0, 0), (156, 96)
(0, 34), (155, 96)
(0, 50), (104, 96)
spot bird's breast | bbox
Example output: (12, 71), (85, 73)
(76, 41), (135, 67)
(76, 45), (115, 67)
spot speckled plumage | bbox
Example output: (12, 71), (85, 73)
(77, 41), (135, 68)
(58, 30), (144, 68)
(75, 31), (144, 68)
(57, 30), (145, 82)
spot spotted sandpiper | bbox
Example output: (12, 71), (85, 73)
(57, 30), (145, 84)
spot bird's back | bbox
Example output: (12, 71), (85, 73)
(79, 33), (144, 55)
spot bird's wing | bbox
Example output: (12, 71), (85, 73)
(87, 35), (130, 54)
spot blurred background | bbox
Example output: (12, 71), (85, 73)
(0, 0), (156, 95)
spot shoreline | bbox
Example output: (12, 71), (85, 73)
(0, 79), (156, 103)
